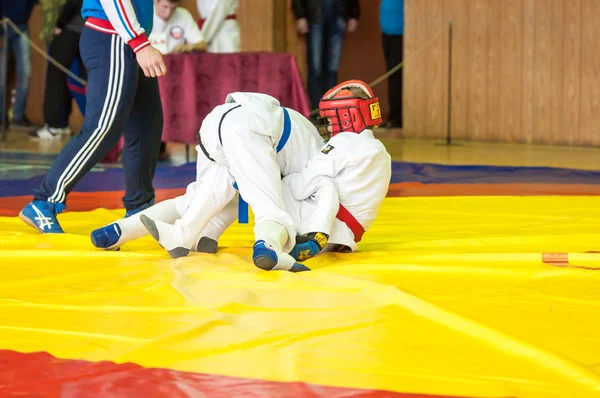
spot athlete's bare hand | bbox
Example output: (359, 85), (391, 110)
(136, 45), (167, 78)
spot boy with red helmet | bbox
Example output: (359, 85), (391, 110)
(284, 80), (392, 259)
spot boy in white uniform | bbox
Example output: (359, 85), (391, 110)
(196, 0), (240, 53)
(91, 92), (326, 272)
(183, 80), (392, 261)
(149, 0), (207, 54)
(284, 80), (392, 259)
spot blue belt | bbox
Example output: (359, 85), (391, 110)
(236, 107), (292, 223)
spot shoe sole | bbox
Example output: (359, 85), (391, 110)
(253, 255), (277, 271)
(140, 215), (189, 259)
(29, 135), (60, 141)
(19, 210), (44, 233)
(89, 234), (121, 251)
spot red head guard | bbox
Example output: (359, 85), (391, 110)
(318, 80), (382, 136)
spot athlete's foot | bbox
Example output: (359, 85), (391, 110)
(196, 236), (218, 253)
(252, 240), (310, 272)
(90, 223), (123, 250)
(140, 215), (191, 259)
(19, 201), (66, 233)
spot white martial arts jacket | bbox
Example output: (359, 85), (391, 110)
(150, 7), (203, 54)
(283, 129), (392, 251)
(197, 0), (240, 53)
(190, 92), (325, 251)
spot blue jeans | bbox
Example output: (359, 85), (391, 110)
(0, 23), (31, 121)
(306, 16), (346, 111)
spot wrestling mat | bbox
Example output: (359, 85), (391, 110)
(0, 162), (599, 397)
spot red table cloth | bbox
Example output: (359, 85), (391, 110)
(158, 52), (310, 144)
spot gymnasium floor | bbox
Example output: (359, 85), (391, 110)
(0, 130), (599, 397)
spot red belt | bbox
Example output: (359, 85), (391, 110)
(198, 14), (237, 30)
(336, 204), (365, 243)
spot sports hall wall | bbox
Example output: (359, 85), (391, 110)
(24, 0), (598, 147)
(23, 0), (389, 132)
(404, 0), (600, 146)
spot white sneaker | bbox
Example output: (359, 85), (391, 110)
(30, 125), (62, 141)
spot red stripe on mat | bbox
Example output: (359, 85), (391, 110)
(0, 189), (186, 216)
(3, 183), (600, 217)
(387, 182), (600, 197)
(0, 350), (477, 398)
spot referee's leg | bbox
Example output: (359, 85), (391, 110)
(20, 28), (138, 233)
(121, 69), (163, 214)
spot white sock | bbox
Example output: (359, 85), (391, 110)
(255, 220), (288, 252)
(254, 220), (295, 270)
(114, 199), (180, 247)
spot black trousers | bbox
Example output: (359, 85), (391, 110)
(43, 29), (85, 128)
(382, 33), (403, 127)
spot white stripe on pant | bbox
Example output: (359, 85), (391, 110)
(49, 35), (125, 203)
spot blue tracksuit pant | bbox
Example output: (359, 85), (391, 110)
(34, 26), (163, 211)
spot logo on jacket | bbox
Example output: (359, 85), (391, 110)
(321, 144), (335, 154)
(170, 26), (184, 40)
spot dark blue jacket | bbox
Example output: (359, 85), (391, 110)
(0, 0), (38, 25)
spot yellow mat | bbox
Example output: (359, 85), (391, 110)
(1, 196), (599, 397)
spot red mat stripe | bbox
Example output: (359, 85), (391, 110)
(2, 183), (600, 216)
(0, 350), (479, 398)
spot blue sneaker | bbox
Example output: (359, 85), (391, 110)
(252, 240), (310, 272)
(19, 201), (66, 233)
(124, 198), (155, 218)
(90, 223), (122, 250)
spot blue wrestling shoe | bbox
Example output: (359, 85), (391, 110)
(90, 223), (122, 249)
(252, 240), (310, 272)
(19, 200), (66, 233)
(124, 198), (155, 218)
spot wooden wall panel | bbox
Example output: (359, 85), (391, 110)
(413, 0), (430, 136)
(446, 0), (469, 140)
(580, 0), (600, 146)
(485, 0), (500, 141)
(402, 0), (418, 135)
(562, 0), (581, 146)
(532, 0), (552, 143)
(467, 0), (487, 141)
(521, 0), (535, 144)
(499, 0), (522, 142)
(425, 0), (446, 139)
(404, 0), (600, 146)
(550, 0), (564, 144)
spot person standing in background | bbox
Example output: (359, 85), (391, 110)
(39, 0), (87, 138)
(33, 0), (86, 140)
(196, 0), (239, 53)
(292, 0), (360, 115)
(380, 0), (403, 129)
(0, 0), (39, 130)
